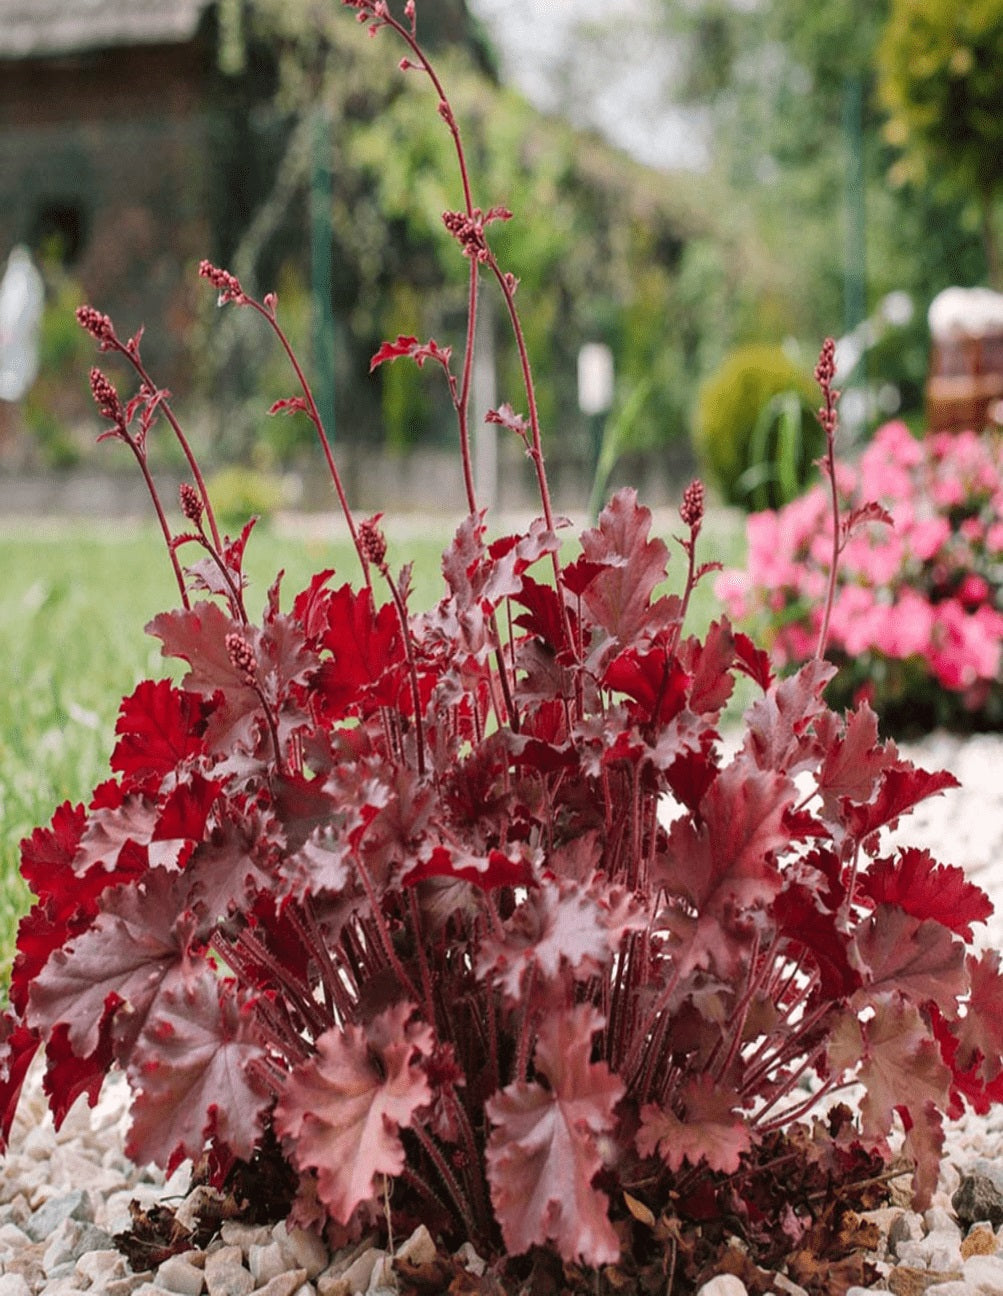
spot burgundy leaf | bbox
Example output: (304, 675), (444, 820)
(815, 703), (899, 825)
(72, 795), (157, 875)
(657, 758), (795, 915)
(851, 904), (965, 1015)
(27, 868), (195, 1061)
(827, 1000), (950, 1206)
(126, 971), (269, 1172)
(369, 334), (452, 372)
(315, 583), (406, 718)
(686, 618), (736, 714)
(268, 396), (310, 416)
(772, 879), (861, 1000)
(485, 1005), (623, 1266)
(476, 876), (621, 1002)
(954, 950), (1003, 1081)
(274, 1002), (433, 1223)
(110, 680), (209, 786)
(401, 843), (533, 891)
(733, 631), (774, 690)
(0, 1019), (41, 1146)
(578, 488), (674, 648)
(637, 1074), (751, 1174)
(858, 849), (992, 942)
(485, 403), (529, 435)
(183, 807), (278, 935)
(603, 646), (690, 725)
(742, 659), (834, 775)
(842, 766), (960, 843)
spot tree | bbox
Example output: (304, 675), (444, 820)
(876, 0), (1003, 286)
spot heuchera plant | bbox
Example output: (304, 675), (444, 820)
(718, 419), (1003, 736)
(3, 4), (1003, 1291)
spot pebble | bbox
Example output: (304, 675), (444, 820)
(2, 731), (1003, 1296)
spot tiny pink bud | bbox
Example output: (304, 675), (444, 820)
(358, 514), (388, 570)
(89, 367), (123, 424)
(179, 483), (204, 525)
(225, 632), (257, 686)
(399, 56), (412, 70)
(76, 305), (117, 348)
(198, 259), (244, 306)
(680, 479), (705, 530)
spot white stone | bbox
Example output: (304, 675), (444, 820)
(896, 1227), (965, 1271)
(248, 1242), (288, 1286)
(75, 1248), (129, 1286)
(394, 1225), (436, 1269)
(695, 1278), (748, 1296)
(43, 1217), (85, 1273)
(156, 1255), (207, 1296)
(0, 1226), (29, 1251)
(0, 1276), (32, 1296)
(273, 1227), (329, 1279)
(963, 1252), (1003, 1291)
(453, 1242), (485, 1276)
(219, 1224), (272, 1254)
(316, 1248), (384, 1296)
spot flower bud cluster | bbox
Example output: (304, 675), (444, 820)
(179, 483), (204, 525)
(89, 367), (124, 426)
(198, 260), (245, 306)
(358, 514), (388, 570)
(225, 633), (257, 687)
(76, 306), (117, 349)
(680, 479), (705, 530)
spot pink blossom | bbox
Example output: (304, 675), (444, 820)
(930, 601), (1003, 689)
(906, 516), (951, 563)
(957, 573), (991, 610)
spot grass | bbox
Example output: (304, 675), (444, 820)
(0, 501), (747, 991)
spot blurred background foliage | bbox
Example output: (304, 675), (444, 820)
(6, 0), (1001, 505)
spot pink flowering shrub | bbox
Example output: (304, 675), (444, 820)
(2, 7), (1003, 1295)
(719, 419), (1003, 735)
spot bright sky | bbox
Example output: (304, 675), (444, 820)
(466, 0), (710, 171)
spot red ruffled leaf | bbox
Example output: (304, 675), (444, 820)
(954, 950), (1003, 1082)
(637, 1074), (751, 1174)
(268, 396), (310, 417)
(603, 646), (690, 725)
(369, 335), (452, 372)
(485, 1005), (624, 1266)
(843, 766), (960, 843)
(274, 1002), (433, 1223)
(851, 903), (966, 1016)
(315, 584), (407, 718)
(858, 848), (992, 942)
(27, 868), (195, 1062)
(828, 1000), (950, 1207)
(578, 488), (674, 649)
(742, 659), (834, 775)
(110, 679), (209, 787)
(125, 971), (269, 1173)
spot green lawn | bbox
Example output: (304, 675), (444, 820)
(0, 503), (747, 989)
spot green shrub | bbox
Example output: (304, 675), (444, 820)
(204, 464), (294, 529)
(693, 343), (821, 509)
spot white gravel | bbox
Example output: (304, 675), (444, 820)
(1, 731), (1002, 1296)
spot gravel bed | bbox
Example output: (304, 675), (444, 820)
(1, 732), (1001, 1296)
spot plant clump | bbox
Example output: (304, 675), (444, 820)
(2, 4), (1003, 1294)
(693, 342), (822, 510)
(718, 418), (1003, 735)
